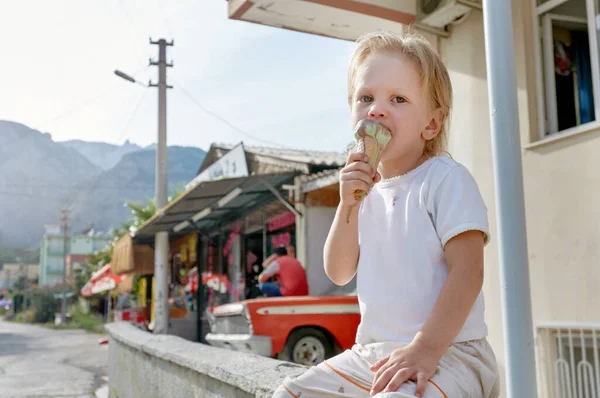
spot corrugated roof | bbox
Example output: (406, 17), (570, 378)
(132, 172), (299, 243)
(300, 168), (340, 193)
(212, 143), (346, 167)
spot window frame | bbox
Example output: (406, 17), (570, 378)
(533, 0), (600, 140)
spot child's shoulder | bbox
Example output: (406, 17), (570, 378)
(425, 154), (470, 182)
(424, 155), (484, 205)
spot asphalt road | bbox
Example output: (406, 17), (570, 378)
(0, 317), (109, 398)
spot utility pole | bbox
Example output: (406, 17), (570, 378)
(60, 208), (69, 324)
(149, 38), (173, 334)
(482, 1), (537, 396)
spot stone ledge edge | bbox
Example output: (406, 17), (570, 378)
(106, 322), (307, 396)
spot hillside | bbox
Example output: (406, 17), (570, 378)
(0, 121), (102, 247)
(59, 139), (142, 170)
(67, 146), (206, 235)
(0, 120), (206, 248)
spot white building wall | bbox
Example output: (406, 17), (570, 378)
(304, 206), (338, 296)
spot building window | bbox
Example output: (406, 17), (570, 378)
(534, 0), (600, 138)
(536, 323), (600, 397)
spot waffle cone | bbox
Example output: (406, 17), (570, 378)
(352, 120), (391, 201)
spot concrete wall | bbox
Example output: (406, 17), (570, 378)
(106, 322), (306, 398)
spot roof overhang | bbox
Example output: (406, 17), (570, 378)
(301, 169), (340, 193)
(228, 0), (416, 41)
(132, 172), (299, 244)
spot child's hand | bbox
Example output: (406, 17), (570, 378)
(369, 340), (442, 397)
(339, 152), (380, 207)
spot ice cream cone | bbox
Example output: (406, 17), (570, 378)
(352, 119), (392, 201)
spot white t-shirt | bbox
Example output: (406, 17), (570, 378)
(356, 155), (490, 345)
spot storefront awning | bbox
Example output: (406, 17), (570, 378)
(228, 0), (415, 41)
(80, 264), (128, 297)
(132, 172), (299, 244)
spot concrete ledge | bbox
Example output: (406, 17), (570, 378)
(106, 322), (307, 398)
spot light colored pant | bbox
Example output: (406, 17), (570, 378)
(273, 339), (500, 398)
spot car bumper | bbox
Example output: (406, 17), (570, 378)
(205, 333), (273, 357)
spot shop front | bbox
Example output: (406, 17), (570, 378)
(127, 142), (345, 342)
(199, 203), (298, 307)
(132, 172), (301, 342)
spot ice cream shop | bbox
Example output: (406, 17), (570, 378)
(121, 142), (346, 341)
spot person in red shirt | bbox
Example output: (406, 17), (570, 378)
(258, 247), (308, 297)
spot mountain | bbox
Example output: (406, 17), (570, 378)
(0, 120), (206, 248)
(59, 139), (142, 170)
(64, 146), (206, 237)
(0, 121), (102, 247)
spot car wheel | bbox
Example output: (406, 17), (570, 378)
(281, 328), (334, 366)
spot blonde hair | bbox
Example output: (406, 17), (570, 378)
(348, 31), (453, 157)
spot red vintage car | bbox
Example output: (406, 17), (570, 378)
(205, 291), (360, 366)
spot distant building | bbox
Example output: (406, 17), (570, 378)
(39, 225), (112, 286)
(0, 263), (39, 289)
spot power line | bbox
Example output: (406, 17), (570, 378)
(44, 89), (115, 126)
(42, 66), (149, 128)
(0, 190), (67, 202)
(171, 77), (287, 148)
(0, 182), (158, 191)
(62, 75), (155, 210)
(113, 0), (147, 69)
(115, 87), (149, 144)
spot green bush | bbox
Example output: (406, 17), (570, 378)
(28, 287), (58, 323)
(14, 309), (35, 323)
(70, 304), (105, 333)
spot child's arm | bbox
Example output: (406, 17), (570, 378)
(370, 230), (485, 396)
(414, 229), (485, 353)
(324, 152), (377, 286)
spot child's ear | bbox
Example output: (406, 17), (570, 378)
(422, 108), (444, 140)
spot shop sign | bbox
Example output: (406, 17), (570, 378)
(271, 232), (291, 249)
(138, 277), (147, 308)
(189, 235), (197, 262)
(223, 224), (241, 261)
(268, 212), (296, 232)
(180, 244), (188, 263)
(185, 143), (249, 190)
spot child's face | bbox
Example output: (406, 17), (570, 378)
(350, 52), (440, 162)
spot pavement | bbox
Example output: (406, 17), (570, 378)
(0, 317), (109, 398)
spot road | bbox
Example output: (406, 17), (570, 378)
(0, 317), (109, 398)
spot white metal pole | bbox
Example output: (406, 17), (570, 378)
(150, 38), (173, 334)
(61, 208), (68, 324)
(481, 1), (538, 396)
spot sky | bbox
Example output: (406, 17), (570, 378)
(0, 0), (359, 153)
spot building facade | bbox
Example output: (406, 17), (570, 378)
(228, 1), (600, 396)
(39, 225), (112, 286)
(0, 263), (39, 289)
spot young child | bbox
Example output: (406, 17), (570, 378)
(272, 32), (500, 398)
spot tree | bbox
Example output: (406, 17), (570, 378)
(125, 185), (186, 232)
(124, 198), (157, 231)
